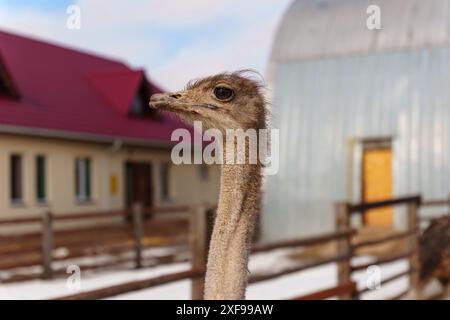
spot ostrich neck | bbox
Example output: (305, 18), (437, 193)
(204, 140), (262, 300)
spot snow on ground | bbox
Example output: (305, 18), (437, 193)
(0, 262), (190, 300)
(352, 256), (409, 300)
(0, 245), (187, 282)
(0, 247), (415, 300)
(114, 255), (410, 300)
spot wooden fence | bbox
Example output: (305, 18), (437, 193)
(55, 194), (450, 301)
(335, 195), (421, 300)
(3, 195), (448, 300)
(0, 205), (190, 283)
(420, 196), (450, 223)
(54, 203), (358, 300)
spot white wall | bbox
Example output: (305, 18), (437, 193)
(0, 133), (220, 219)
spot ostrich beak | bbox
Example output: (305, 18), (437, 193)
(150, 92), (218, 115)
(149, 92), (197, 115)
(149, 92), (178, 110)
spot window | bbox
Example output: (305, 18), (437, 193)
(198, 164), (209, 181)
(10, 154), (23, 203)
(130, 94), (146, 115)
(0, 72), (11, 97)
(75, 158), (91, 202)
(159, 163), (170, 201)
(129, 80), (153, 117)
(0, 57), (19, 99)
(36, 155), (46, 202)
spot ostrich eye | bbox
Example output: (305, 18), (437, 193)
(213, 86), (234, 101)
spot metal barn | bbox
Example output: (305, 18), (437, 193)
(262, 0), (450, 242)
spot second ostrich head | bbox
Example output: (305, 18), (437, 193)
(150, 71), (267, 300)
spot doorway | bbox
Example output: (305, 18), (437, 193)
(361, 140), (393, 227)
(125, 162), (153, 210)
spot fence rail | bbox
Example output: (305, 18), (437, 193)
(0, 206), (192, 226)
(347, 195), (421, 213)
(358, 268), (415, 295)
(3, 194), (449, 300)
(421, 197), (450, 207)
(51, 225), (357, 300)
(291, 281), (357, 300)
(50, 194), (441, 300)
(252, 229), (355, 253)
(351, 250), (416, 272)
(352, 229), (417, 250)
(336, 195), (422, 299)
(0, 204), (191, 282)
(55, 269), (205, 300)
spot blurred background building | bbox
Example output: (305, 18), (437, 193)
(0, 31), (220, 219)
(0, 1), (449, 301)
(263, 0), (450, 241)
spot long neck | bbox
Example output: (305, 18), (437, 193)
(204, 141), (262, 300)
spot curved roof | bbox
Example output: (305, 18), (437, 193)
(271, 0), (450, 62)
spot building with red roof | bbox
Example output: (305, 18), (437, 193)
(0, 30), (219, 218)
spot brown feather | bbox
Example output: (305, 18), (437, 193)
(419, 216), (450, 287)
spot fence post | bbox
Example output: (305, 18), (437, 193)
(132, 202), (144, 269)
(407, 200), (420, 292)
(335, 202), (352, 299)
(190, 205), (208, 300)
(41, 210), (53, 279)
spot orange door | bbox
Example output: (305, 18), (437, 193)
(362, 148), (393, 227)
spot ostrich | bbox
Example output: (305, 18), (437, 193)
(149, 71), (267, 300)
(417, 216), (450, 299)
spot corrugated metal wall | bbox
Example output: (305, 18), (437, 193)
(262, 47), (450, 242)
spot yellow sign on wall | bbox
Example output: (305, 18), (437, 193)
(110, 174), (118, 195)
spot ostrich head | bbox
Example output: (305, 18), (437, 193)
(149, 71), (266, 132)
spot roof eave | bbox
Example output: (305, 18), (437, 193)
(0, 124), (173, 149)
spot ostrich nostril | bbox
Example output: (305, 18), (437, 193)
(170, 93), (182, 99)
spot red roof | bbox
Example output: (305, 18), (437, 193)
(0, 30), (190, 146)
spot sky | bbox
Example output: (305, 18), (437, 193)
(0, 0), (292, 90)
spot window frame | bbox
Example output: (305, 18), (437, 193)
(36, 155), (47, 203)
(10, 154), (23, 204)
(75, 157), (92, 203)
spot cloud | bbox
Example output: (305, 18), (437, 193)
(78, 0), (286, 28)
(154, 11), (283, 89)
(0, 0), (292, 90)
